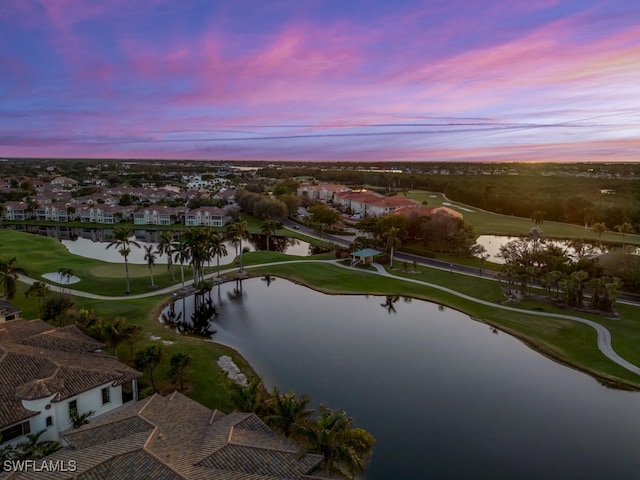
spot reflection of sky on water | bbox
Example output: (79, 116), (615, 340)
(61, 235), (310, 264)
(475, 235), (609, 264)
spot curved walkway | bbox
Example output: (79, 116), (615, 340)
(17, 258), (640, 375)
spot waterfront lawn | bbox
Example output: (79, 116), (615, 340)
(71, 294), (254, 412)
(0, 229), (192, 295)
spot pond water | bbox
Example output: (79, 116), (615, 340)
(1, 225), (310, 264)
(474, 234), (607, 264)
(161, 278), (640, 479)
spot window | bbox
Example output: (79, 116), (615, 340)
(68, 400), (77, 415)
(0, 421), (30, 443)
(46, 416), (53, 428)
(101, 387), (110, 405)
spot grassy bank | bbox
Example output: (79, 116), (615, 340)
(407, 190), (640, 245)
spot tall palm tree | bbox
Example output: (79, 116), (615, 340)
(226, 220), (250, 272)
(157, 231), (177, 282)
(143, 245), (157, 287)
(615, 222), (635, 250)
(183, 227), (208, 286)
(384, 226), (401, 269)
(0, 257), (26, 301)
(174, 236), (190, 288)
(590, 222), (607, 247)
(106, 227), (139, 294)
(261, 218), (278, 252)
(294, 404), (375, 478)
(208, 232), (228, 277)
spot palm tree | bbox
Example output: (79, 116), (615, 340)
(294, 404), (375, 478)
(261, 218), (278, 252)
(174, 236), (190, 287)
(615, 222), (635, 250)
(0, 257), (26, 301)
(15, 429), (61, 459)
(266, 388), (313, 438)
(384, 227), (401, 268)
(182, 227), (208, 286)
(208, 232), (227, 277)
(58, 267), (74, 292)
(226, 220), (250, 272)
(106, 227), (139, 294)
(143, 245), (157, 287)
(590, 222), (607, 247)
(157, 231), (177, 282)
(25, 281), (50, 311)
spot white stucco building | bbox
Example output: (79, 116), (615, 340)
(0, 320), (140, 447)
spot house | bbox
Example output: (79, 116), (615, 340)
(50, 177), (78, 188)
(1, 201), (30, 221)
(79, 205), (132, 224)
(0, 319), (140, 448)
(5, 391), (336, 480)
(0, 300), (21, 322)
(34, 204), (73, 222)
(392, 205), (463, 220)
(366, 195), (419, 217)
(297, 183), (351, 202)
(184, 207), (231, 227)
(333, 190), (385, 216)
(133, 206), (186, 225)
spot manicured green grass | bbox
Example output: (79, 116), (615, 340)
(0, 229), (191, 296)
(407, 190), (640, 245)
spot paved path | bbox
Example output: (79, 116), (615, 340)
(18, 258), (640, 376)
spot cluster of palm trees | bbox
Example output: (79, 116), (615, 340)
(230, 378), (375, 479)
(106, 221), (253, 294)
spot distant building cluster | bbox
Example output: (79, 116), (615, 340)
(297, 183), (462, 221)
(0, 175), (237, 226)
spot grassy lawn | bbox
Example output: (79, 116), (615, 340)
(407, 190), (640, 245)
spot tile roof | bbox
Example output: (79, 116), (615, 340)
(4, 392), (333, 480)
(0, 320), (141, 428)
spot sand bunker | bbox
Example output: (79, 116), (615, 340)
(42, 272), (81, 284)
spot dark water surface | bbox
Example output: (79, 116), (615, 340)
(167, 278), (640, 479)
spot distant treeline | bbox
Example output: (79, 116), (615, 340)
(259, 167), (640, 230)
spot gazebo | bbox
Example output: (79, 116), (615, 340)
(351, 248), (382, 265)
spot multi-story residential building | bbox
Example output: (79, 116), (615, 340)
(1, 201), (30, 221)
(184, 207), (231, 227)
(297, 183), (351, 202)
(133, 206), (186, 225)
(34, 204), (73, 222)
(79, 205), (132, 224)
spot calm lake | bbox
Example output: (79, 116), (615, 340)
(1, 225), (311, 264)
(164, 277), (640, 479)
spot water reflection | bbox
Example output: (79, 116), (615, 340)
(1, 225), (311, 264)
(160, 278), (640, 479)
(475, 234), (607, 263)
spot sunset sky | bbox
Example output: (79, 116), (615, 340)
(2, 0), (639, 162)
